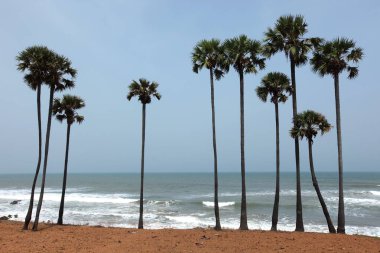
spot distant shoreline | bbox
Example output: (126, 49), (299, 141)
(1, 221), (379, 253)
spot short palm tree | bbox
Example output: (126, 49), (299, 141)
(223, 34), (265, 230)
(33, 53), (77, 231)
(290, 110), (336, 233)
(263, 15), (322, 231)
(127, 78), (161, 229)
(256, 72), (292, 231)
(192, 39), (229, 230)
(310, 38), (363, 234)
(52, 95), (85, 225)
(16, 46), (55, 230)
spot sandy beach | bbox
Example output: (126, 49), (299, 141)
(0, 221), (379, 253)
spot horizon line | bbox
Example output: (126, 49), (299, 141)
(0, 170), (377, 175)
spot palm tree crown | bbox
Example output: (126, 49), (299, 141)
(311, 37), (363, 78)
(263, 15), (322, 65)
(52, 95), (85, 125)
(291, 110), (332, 142)
(127, 78), (161, 104)
(47, 54), (77, 91)
(223, 34), (265, 74)
(192, 39), (229, 79)
(256, 72), (292, 104)
(16, 46), (55, 90)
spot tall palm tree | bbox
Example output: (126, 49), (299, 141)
(263, 15), (322, 231)
(310, 38), (363, 234)
(52, 95), (85, 225)
(16, 46), (55, 230)
(127, 78), (161, 229)
(256, 72), (292, 231)
(191, 39), (229, 230)
(290, 110), (336, 233)
(32, 53), (77, 231)
(223, 35), (265, 230)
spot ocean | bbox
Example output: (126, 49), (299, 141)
(0, 172), (379, 236)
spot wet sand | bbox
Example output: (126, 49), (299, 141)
(0, 221), (379, 252)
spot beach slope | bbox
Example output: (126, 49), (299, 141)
(0, 221), (379, 253)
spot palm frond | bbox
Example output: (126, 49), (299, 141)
(255, 86), (269, 102)
(55, 114), (66, 123)
(52, 97), (63, 115)
(347, 66), (358, 79)
(75, 115), (84, 124)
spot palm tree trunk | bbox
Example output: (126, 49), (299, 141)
(334, 74), (345, 234)
(23, 84), (42, 230)
(271, 102), (280, 231)
(210, 69), (221, 230)
(290, 57), (304, 232)
(32, 85), (54, 231)
(239, 70), (248, 230)
(308, 140), (336, 233)
(138, 103), (146, 229)
(58, 123), (71, 225)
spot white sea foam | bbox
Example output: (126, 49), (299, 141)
(219, 190), (321, 197)
(65, 194), (138, 204)
(163, 215), (213, 229)
(147, 200), (175, 206)
(165, 215), (201, 224)
(328, 196), (380, 206)
(188, 189), (378, 200)
(202, 201), (235, 208)
(345, 197), (380, 206)
(2, 202), (379, 237)
(150, 217), (380, 237)
(369, 190), (380, 196)
(0, 190), (138, 204)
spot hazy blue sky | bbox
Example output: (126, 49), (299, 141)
(0, 0), (379, 173)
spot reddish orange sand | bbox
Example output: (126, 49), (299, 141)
(0, 221), (379, 253)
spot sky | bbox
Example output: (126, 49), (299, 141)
(0, 0), (379, 173)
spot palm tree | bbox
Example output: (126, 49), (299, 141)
(16, 46), (55, 230)
(256, 72), (292, 231)
(223, 35), (265, 230)
(310, 38), (363, 234)
(263, 15), (322, 231)
(127, 78), (161, 229)
(32, 53), (77, 231)
(52, 95), (85, 225)
(191, 39), (229, 230)
(290, 110), (336, 233)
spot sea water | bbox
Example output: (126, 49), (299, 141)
(0, 172), (379, 236)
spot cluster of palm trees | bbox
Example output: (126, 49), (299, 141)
(17, 14), (362, 234)
(17, 46), (85, 230)
(17, 45), (160, 231)
(192, 14), (362, 233)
